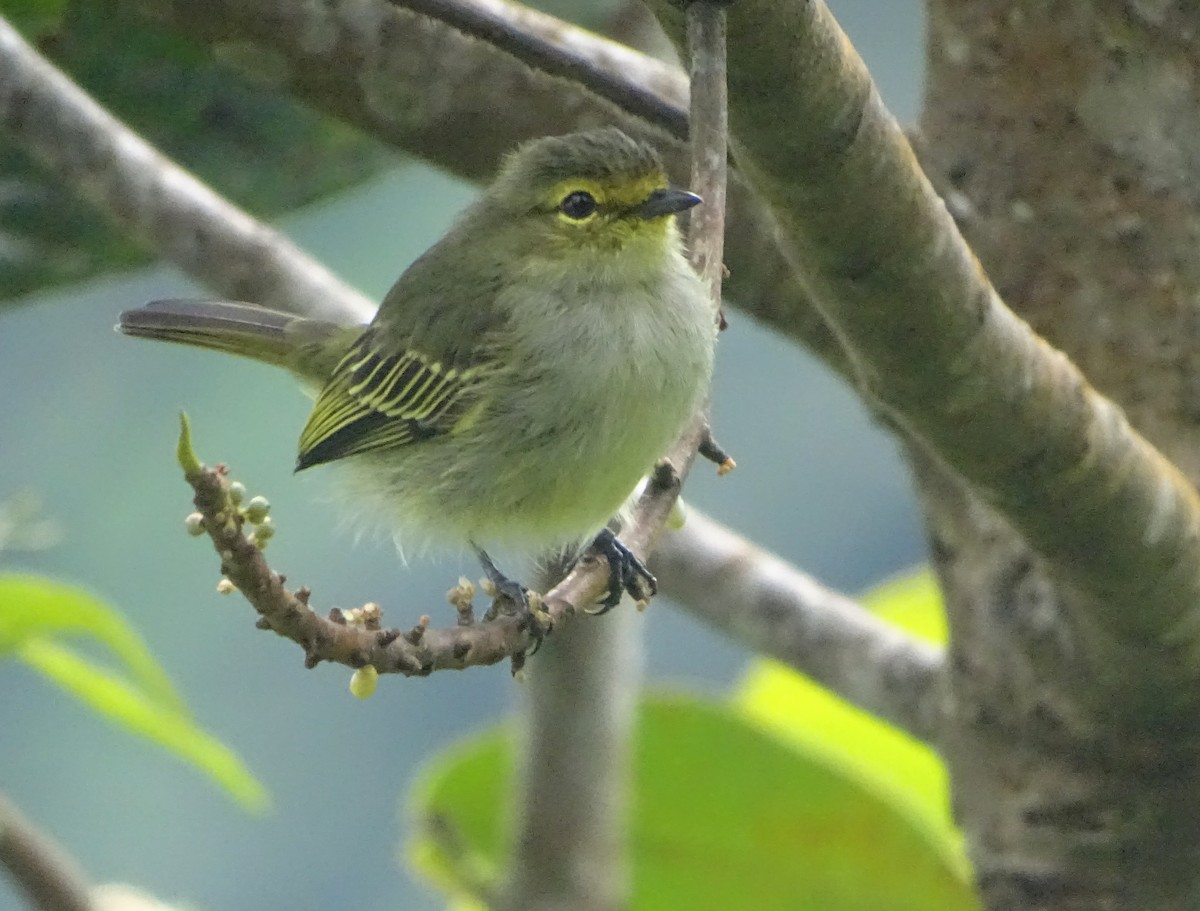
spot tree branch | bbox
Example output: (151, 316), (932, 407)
(646, 0), (1200, 681)
(0, 792), (94, 911)
(181, 423), (696, 676)
(653, 511), (946, 745)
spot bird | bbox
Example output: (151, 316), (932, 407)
(119, 127), (717, 621)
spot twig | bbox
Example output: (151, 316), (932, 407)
(653, 511), (947, 745)
(0, 15), (373, 324)
(0, 792), (95, 911)
(181, 419), (684, 675)
(684, 2), (727, 296)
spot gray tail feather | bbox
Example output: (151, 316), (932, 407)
(117, 299), (300, 368)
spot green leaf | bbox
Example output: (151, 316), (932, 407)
(408, 695), (978, 911)
(0, 573), (268, 810)
(0, 573), (184, 712)
(18, 638), (268, 812)
(735, 567), (966, 881)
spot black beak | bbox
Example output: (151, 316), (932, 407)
(634, 187), (703, 219)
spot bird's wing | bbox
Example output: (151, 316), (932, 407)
(296, 329), (494, 470)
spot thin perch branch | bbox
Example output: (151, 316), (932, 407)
(684, 2), (727, 296)
(181, 419), (687, 675)
(653, 511), (947, 745)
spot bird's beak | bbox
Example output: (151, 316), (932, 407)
(633, 187), (703, 219)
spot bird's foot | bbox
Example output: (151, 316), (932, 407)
(585, 528), (657, 615)
(476, 549), (549, 654)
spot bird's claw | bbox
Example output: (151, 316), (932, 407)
(585, 528), (657, 615)
(476, 548), (547, 655)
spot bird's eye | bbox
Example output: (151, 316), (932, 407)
(559, 191), (597, 220)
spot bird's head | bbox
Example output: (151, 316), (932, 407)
(486, 128), (701, 266)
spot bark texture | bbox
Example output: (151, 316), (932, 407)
(920, 3), (1200, 908)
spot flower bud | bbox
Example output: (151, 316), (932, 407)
(244, 496), (270, 524)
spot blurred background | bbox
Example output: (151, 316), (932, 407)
(0, 2), (924, 909)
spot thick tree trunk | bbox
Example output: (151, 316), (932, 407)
(918, 3), (1200, 907)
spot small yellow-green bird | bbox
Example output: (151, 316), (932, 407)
(120, 128), (716, 614)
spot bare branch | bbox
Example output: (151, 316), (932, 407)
(0, 14), (372, 323)
(188, 456), (551, 674)
(0, 792), (95, 911)
(182, 427), (693, 675)
(653, 511), (946, 745)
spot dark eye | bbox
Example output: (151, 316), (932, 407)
(559, 191), (597, 220)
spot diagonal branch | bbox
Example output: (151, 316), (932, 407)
(645, 0), (1200, 679)
(653, 511), (946, 745)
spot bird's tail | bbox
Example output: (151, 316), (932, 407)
(118, 299), (351, 381)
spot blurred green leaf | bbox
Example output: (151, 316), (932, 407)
(18, 638), (268, 811)
(0, 573), (184, 711)
(0, 0), (397, 305)
(735, 568), (966, 880)
(409, 695), (978, 911)
(0, 573), (268, 810)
